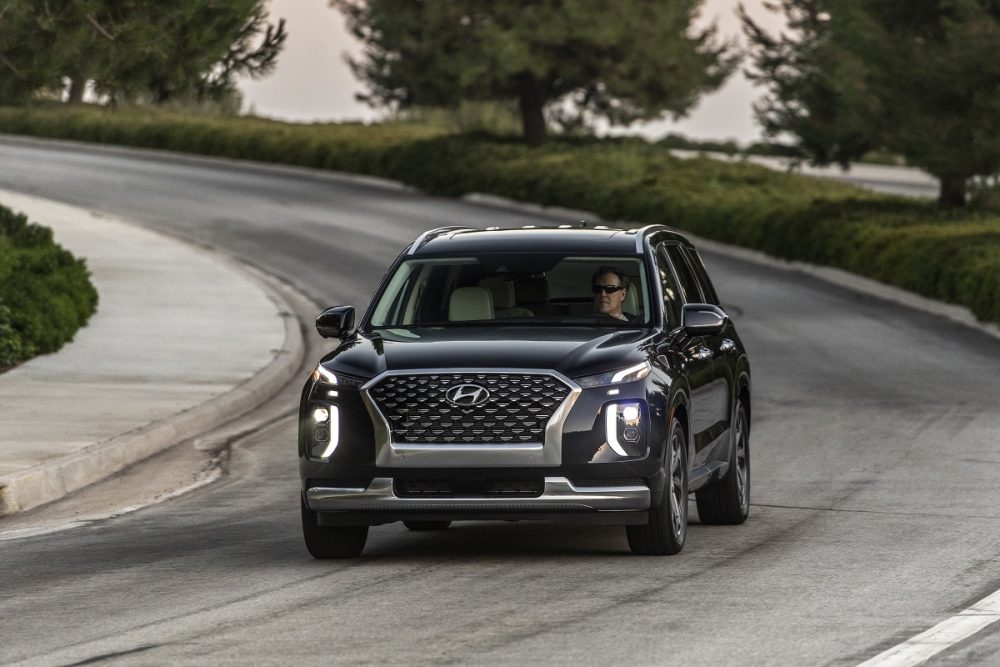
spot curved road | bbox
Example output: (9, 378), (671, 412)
(1, 138), (999, 665)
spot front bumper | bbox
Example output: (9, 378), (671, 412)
(306, 476), (651, 526)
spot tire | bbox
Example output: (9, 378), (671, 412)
(301, 498), (368, 558)
(403, 520), (452, 531)
(695, 401), (750, 525)
(627, 417), (688, 555)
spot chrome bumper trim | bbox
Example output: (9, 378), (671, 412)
(306, 477), (650, 512)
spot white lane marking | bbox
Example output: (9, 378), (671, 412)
(858, 588), (1000, 666)
(0, 467), (221, 542)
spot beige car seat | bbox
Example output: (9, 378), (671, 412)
(448, 286), (494, 321)
(478, 277), (534, 318)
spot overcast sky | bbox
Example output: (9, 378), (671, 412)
(238, 0), (786, 144)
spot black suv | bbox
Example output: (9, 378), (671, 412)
(299, 224), (751, 557)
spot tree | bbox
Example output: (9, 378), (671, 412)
(333, 0), (738, 145)
(742, 0), (1000, 207)
(86, 1), (287, 105)
(0, 1), (84, 103)
(0, 1), (286, 106)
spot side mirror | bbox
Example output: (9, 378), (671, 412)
(316, 306), (355, 339)
(682, 303), (728, 335)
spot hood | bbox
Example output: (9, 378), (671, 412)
(323, 326), (656, 380)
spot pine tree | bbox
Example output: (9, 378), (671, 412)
(0, 1), (286, 106)
(742, 0), (1000, 207)
(334, 0), (738, 145)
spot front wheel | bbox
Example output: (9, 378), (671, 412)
(695, 401), (750, 525)
(301, 498), (368, 558)
(627, 417), (688, 555)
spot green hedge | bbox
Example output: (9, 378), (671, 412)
(1, 105), (998, 326)
(0, 203), (99, 369)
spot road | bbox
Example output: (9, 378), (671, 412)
(1, 138), (999, 665)
(670, 149), (941, 200)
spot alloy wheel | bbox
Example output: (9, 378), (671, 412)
(734, 409), (749, 514)
(669, 429), (687, 542)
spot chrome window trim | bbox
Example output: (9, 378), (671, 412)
(360, 368), (582, 468)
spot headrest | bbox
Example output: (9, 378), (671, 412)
(477, 277), (515, 309)
(448, 286), (494, 321)
(514, 277), (549, 304)
(623, 281), (638, 318)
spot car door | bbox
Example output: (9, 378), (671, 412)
(651, 242), (683, 377)
(659, 243), (720, 466)
(680, 246), (735, 448)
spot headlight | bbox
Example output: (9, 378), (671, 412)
(310, 364), (338, 385)
(310, 364), (340, 398)
(576, 361), (651, 388)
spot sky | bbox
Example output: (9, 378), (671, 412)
(238, 0), (787, 144)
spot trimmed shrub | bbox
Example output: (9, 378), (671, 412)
(0, 204), (99, 369)
(1, 105), (998, 326)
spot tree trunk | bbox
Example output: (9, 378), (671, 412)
(66, 77), (86, 104)
(518, 76), (547, 146)
(938, 174), (967, 208)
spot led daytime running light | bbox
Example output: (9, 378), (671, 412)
(310, 365), (338, 384)
(577, 361), (652, 388)
(611, 361), (651, 384)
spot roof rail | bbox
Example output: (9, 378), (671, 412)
(630, 224), (671, 252)
(407, 226), (476, 255)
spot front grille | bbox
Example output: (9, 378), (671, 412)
(368, 372), (571, 444)
(396, 479), (545, 498)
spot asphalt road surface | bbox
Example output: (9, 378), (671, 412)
(1, 138), (998, 666)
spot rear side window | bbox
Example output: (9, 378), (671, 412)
(664, 244), (703, 303)
(683, 247), (720, 306)
(654, 245), (682, 327)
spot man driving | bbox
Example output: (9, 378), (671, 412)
(592, 265), (633, 321)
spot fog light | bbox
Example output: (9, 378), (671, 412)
(310, 405), (339, 459)
(605, 402), (645, 457)
(622, 405), (640, 426)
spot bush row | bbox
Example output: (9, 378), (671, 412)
(0, 203), (99, 369)
(1, 105), (997, 326)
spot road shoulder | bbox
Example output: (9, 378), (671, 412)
(0, 190), (303, 515)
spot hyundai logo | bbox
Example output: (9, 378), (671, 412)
(445, 383), (490, 407)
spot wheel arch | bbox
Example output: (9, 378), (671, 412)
(736, 370), (751, 432)
(669, 389), (692, 462)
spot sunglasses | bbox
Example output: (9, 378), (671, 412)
(592, 283), (626, 295)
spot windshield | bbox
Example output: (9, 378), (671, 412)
(367, 253), (651, 328)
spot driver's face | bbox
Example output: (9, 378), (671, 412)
(593, 272), (627, 317)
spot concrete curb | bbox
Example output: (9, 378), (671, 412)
(0, 260), (305, 517)
(461, 192), (1000, 344)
